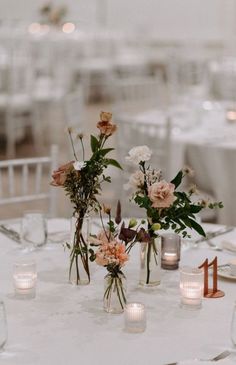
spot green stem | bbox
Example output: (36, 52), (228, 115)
(79, 137), (85, 161)
(68, 130), (78, 161)
(146, 241), (151, 284)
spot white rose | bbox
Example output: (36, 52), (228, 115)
(125, 146), (152, 165)
(73, 161), (86, 171)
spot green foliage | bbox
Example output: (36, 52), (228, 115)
(131, 161), (223, 238)
(171, 170), (183, 188)
(90, 135), (99, 153)
(105, 158), (123, 170)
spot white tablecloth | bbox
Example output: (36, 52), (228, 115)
(0, 218), (236, 365)
(132, 102), (236, 225)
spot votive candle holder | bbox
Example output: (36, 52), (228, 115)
(13, 261), (37, 299)
(161, 233), (181, 270)
(180, 266), (204, 310)
(124, 303), (146, 333)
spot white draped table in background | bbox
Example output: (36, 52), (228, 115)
(0, 218), (236, 365)
(131, 102), (236, 226)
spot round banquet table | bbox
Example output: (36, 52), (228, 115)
(0, 218), (236, 365)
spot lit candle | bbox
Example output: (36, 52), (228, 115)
(226, 109), (236, 123)
(62, 22), (75, 34)
(164, 252), (178, 262)
(180, 266), (203, 309)
(13, 261), (37, 299)
(161, 233), (180, 270)
(124, 303), (146, 333)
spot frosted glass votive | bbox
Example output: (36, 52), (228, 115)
(161, 233), (181, 270)
(124, 303), (146, 333)
(13, 261), (37, 299)
(180, 266), (204, 310)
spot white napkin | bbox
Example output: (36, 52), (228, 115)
(221, 240), (236, 252)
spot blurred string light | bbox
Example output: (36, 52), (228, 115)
(62, 22), (75, 34)
(28, 22), (41, 34)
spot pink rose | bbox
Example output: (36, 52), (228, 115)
(148, 180), (175, 208)
(50, 161), (74, 187)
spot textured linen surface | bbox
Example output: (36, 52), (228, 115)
(0, 219), (235, 365)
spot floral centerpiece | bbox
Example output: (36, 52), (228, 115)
(126, 145), (223, 286)
(51, 112), (121, 285)
(90, 202), (146, 313)
(40, 2), (67, 26)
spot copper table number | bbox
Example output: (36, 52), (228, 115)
(198, 256), (225, 298)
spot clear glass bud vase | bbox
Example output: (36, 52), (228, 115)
(231, 301), (236, 346)
(139, 236), (161, 287)
(103, 272), (126, 314)
(69, 214), (91, 285)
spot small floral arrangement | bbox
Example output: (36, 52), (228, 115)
(126, 145), (222, 237)
(126, 145), (223, 285)
(51, 112), (121, 285)
(40, 2), (67, 26)
(89, 202), (146, 312)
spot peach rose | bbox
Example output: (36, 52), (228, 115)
(97, 111), (117, 136)
(50, 161), (74, 187)
(148, 180), (175, 208)
(100, 111), (112, 122)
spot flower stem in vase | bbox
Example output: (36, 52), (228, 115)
(69, 216), (90, 285)
(139, 237), (161, 287)
(104, 272), (126, 313)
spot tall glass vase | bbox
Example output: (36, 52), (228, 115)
(139, 236), (161, 287)
(69, 214), (91, 285)
(103, 272), (126, 313)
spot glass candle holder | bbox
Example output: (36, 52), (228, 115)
(161, 233), (181, 270)
(13, 261), (37, 299)
(124, 303), (146, 333)
(180, 266), (204, 310)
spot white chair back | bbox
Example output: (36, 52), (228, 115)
(9, 55), (33, 96)
(64, 87), (84, 129)
(0, 145), (58, 217)
(113, 76), (161, 116)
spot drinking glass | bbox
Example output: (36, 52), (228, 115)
(20, 211), (47, 250)
(0, 301), (7, 352)
(231, 301), (236, 346)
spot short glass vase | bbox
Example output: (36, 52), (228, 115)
(103, 272), (126, 314)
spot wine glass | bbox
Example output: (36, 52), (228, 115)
(20, 211), (47, 250)
(0, 301), (7, 352)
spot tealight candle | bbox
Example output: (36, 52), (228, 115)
(161, 233), (181, 270)
(124, 303), (146, 333)
(180, 266), (204, 309)
(13, 261), (37, 299)
(226, 109), (236, 123)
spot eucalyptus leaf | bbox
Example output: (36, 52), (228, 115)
(90, 135), (99, 153)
